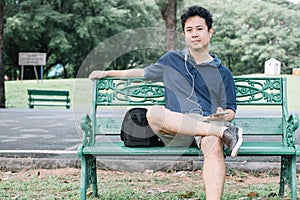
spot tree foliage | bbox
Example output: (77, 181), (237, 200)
(3, 0), (162, 79)
(2, 0), (300, 79)
(186, 0), (300, 75)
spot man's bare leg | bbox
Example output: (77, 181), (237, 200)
(146, 105), (226, 138)
(201, 136), (225, 200)
(147, 106), (229, 199)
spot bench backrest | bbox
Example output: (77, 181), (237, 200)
(28, 89), (70, 96)
(91, 77), (288, 140)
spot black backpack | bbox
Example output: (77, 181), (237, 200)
(120, 108), (164, 147)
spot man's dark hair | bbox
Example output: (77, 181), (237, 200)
(181, 6), (213, 31)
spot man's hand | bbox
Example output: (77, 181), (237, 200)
(89, 70), (106, 79)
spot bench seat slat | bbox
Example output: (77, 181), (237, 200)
(80, 142), (296, 156)
(81, 142), (200, 156)
(237, 142), (296, 155)
(29, 103), (70, 107)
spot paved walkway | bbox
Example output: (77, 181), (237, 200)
(0, 108), (81, 153)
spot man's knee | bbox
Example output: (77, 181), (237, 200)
(201, 136), (224, 157)
(146, 106), (165, 131)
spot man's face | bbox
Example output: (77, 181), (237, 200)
(182, 16), (213, 52)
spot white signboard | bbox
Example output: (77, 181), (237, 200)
(19, 52), (46, 66)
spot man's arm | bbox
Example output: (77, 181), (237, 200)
(89, 69), (144, 79)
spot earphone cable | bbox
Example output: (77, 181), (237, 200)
(184, 49), (203, 117)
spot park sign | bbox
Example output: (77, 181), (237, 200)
(18, 52), (47, 81)
(18, 52), (46, 66)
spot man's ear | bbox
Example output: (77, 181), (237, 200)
(181, 31), (185, 37)
(209, 28), (214, 38)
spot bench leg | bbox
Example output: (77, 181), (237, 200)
(80, 155), (98, 200)
(80, 155), (88, 200)
(279, 155), (297, 200)
(89, 155), (98, 197)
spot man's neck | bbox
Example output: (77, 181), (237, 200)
(189, 48), (213, 64)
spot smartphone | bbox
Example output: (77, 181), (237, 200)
(209, 111), (229, 117)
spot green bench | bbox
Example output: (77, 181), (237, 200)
(78, 77), (300, 200)
(27, 89), (71, 109)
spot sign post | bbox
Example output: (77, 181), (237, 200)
(18, 52), (46, 81)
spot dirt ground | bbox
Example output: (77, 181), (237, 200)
(2, 167), (282, 185)
(0, 167), (288, 189)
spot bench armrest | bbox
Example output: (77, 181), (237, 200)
(80, 114), (94, 146)
(295, 145), (300, 157)
(288, 114), (299, 131)
(285, 113), (299, 147)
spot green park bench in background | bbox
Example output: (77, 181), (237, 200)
(27, 89), (71, 109)
(78, 77), (299, 200)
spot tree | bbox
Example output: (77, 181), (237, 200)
(0, 0), (5, 108)
(3, 0), (163, 78)
(157, 0), (177, 51)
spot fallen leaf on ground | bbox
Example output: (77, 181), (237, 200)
(180, 191), (195, 198)
(247, 191), (258, 197)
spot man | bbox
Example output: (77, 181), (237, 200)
(89, 6), (243, 200)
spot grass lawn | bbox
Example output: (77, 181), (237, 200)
(285, 75), (300, 111)
(4, 78), (92, 109)
(0, 168), (297, 200)
(4, 75), (300, 110)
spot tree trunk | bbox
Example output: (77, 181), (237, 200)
(160, 0), (177, 51)
(0, 0), (5, 108)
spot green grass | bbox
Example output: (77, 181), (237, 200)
(0, 168), (296, 200)
(0, 169), (79, 199)
(4, 78), (92, 110)
(286, 75), (300, 111)
(4, 75), (300, 110)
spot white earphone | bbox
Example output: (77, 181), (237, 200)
(184, 48), (203, 116)
(185, 49), (188, 61)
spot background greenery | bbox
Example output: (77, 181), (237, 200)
(2, 0), (300, 80)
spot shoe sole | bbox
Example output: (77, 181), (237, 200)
(230, 128), (243, 157)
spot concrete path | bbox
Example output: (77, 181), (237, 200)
(0, 108), (81, 152)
